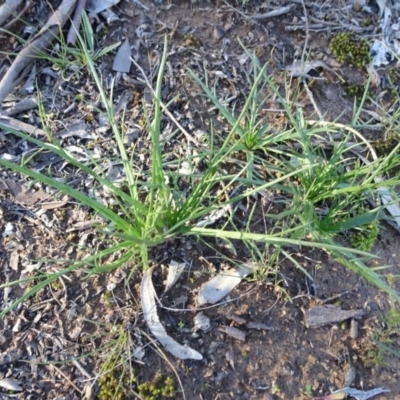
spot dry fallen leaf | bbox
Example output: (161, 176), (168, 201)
(1, 179), (49, 205)
(196, 264), (254, 306)
(163, 260), (186, 293)
(112, 38), (131, 73)
(141, 267), (203, 360)
(0, 378), (22, 391)
(87, 0), (120, 13)
(225, 348), (235, 370)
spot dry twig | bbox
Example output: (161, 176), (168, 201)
(0, 0), (77, 107)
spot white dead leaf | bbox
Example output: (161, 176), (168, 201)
(238, 53), (249, 66)
(21, 64), (36, 94)
(196, 264), (254, 306)
(1, 153), (19, 161)
(0, 378), (22, 391)
(2, 222), (14, 237)
(141, 268), (203, 360)
(377, 187), (400, 228)
(371, 0), (400, 64)
(226, 349), (235, 370)
(100, 8), (120, 24)
(178, 161), (191, 176)
(352, 152), (400, 229)
(196, 204), (231, 227)
(164, 260), (186, 293)
(87, 0), (120, 13)
(9, 251), (19, 270)
(193, 312), (211, 332)
(371, 40), (391, 66)
(113, 38), (131, 72)
(284, 60), (332, 78)
(333, 386), (390, 400)
(132, 346), (145, 361)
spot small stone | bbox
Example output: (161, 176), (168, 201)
(123, 128), (141, 145)
(213, 26), (225, 41)
(193, 312), (211, 332)
(350, 319), (359, 339)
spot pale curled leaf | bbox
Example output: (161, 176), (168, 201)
(0, 378), (22, 391)
(193, 312), (210, 332)
(141, 268), (203, 360)
(226, 349), (235, 370)
(87, 0), (120, 13)
(112, 38), (131, 72)
(284, 60), (333, 78)
(333, 386), (390, 400)
(1, 178), (48, 205)
(196, 264), (254, 306)
(164, 260), (186, 293)
(351, 152), (400, 229)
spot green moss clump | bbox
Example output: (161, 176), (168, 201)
(330, 32), (371, 69)
(349, 222), (379, 251)
(183, 34), (202, 48)
(97, 370), (131, 400)
(343, 81), (367, 98)
(97, 367), (175, 400)
(137, 373), (175, 400)
(374, 130), (400, 156)
(97, 354), (137, 400)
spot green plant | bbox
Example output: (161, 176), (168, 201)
(95, 324), (138, 400)
(137, 373), (175, 400)
(330, 32), (371, 69)
(1, 13), (400, 328)
(304, 383), (313, 398)
(368, 275), (400, 365)
(349, 221), (380, 251)
(372, 306), (400, 364)
(271, 381), (280, 394)
(0, 12), (119, 79)
(177, 320), (185, 329)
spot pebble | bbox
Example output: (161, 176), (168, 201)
(213, 26), (225, 41)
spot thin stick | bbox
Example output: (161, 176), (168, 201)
(50, 364), (83, 394)
(306, 120), (378, 161)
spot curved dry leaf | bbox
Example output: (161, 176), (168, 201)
(0, 378), (22, 391)
(196, 264), (254, 306)
(164, 260), (186, 293)
(332, 387), (390, 400)
(87, 0), (120, 13)
(352, 152), (400, 229)
(193, 312), (210, 332)
(113, 38), (131, 72)
(141, 268), (203, 360)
